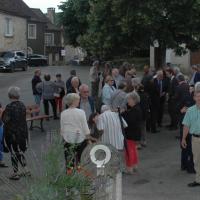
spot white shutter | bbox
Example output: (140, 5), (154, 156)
(4, 18), (13, 37)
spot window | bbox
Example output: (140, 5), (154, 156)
(0, 52), (14, 58)
(4, 18), (13, 37)
(16, 52), (25, 57)
(45, 33), (54, 46)
(28, 24), (37, 39)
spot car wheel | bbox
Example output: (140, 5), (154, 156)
(9, 64), (15, 73)
(22, 63), (28, 71)
(22, 66), (27, 71)
(41, 60), (46, 66)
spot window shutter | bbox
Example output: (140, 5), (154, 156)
(9, 19), (13, 36)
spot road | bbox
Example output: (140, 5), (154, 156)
(0, 65), (200, 200)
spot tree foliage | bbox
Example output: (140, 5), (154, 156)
(59, 0), (200, 60)
(58, 0), (90, 46)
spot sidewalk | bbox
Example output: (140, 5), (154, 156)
(1, 119), (200, 200)
(123, 126), (200, 200)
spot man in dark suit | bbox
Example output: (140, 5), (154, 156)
(79, 84), (95, 121)
(175, 75), (195, 173)
(66, 70), (81, 92)
(165, 68), (179, 130)
(190, 65), (200, 86)
(148, 70), (168, 133)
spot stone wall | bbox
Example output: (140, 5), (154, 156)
(150, 46), (191, 73)
(81, 143), (122, 200)
(191, 50), (200, 65)
(166, 49), (190, 73)
(0, 13), (27, 52)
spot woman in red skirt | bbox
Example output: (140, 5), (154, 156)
(122, 91), (142, 174)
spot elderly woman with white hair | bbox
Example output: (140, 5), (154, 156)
(102, 75), (116, 105)
(96, 105), (127, 151)
(67, 76), (80, 94)
(122, 91), (143, 174)
(2, 87), (29, 180)
(61, 93), (96, 172)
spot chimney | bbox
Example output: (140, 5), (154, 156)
(47, 7), (55, 24)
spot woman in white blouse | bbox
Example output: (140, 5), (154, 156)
(61, 93), (96, 170)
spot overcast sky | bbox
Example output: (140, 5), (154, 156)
(23, 0), (63, 13)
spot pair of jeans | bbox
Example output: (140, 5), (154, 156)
(0, 125), (3, 161)
(34, 95), (41, 105)
(9, 143), (26, 173)
(180, 124), (195, 172)
(43, 99), (57, 118)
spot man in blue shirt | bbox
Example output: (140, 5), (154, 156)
(182, 88), (200, 187)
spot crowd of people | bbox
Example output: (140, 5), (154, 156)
(0, 61), (200, 188)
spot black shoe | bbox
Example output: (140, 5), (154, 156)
(187, 169), (196, 174)
(146, 128), (151, 132)
(168, 127), (178, 131)
(165, 124), (173, 128)
(0, 163), (8, 168)
(54, 116), (59, 120)
(188, 182), (200, 187)
(9, 173), (20, 181)
(151, 130), (160, 134)
(181, 166), (187, 171)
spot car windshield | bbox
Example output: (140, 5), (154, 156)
(0, 52), (14, 59)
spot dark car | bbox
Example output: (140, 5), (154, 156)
(0, 51), (28, 72)
(27, 54), (48, 66)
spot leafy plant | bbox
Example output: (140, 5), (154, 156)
(17, 132), (93, 200)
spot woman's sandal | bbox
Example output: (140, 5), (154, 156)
(20, 171), (31, 177)
(9, 173), (20, 180)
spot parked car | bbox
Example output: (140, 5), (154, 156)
(0, 51), (28, 72)
(69, 55), (82, 66)
(27, 54), (48, 66)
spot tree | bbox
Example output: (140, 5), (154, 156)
(78, 0), (123, 59)
(112, 0), (200, 68)
(58, 0), (90, 46)
(59, 0), (200, 66)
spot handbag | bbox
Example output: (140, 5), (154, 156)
(117, 107), (129, 156)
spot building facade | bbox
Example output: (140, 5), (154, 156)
(27, 9), (48, 55)
(0, 0), (29, 52)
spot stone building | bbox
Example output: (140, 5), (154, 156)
(27, 8), (48, 55)
(0, 0), (30, 52)
(45, 8), (64, 66)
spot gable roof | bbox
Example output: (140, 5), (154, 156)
(0, 0), (32, 18)
(30, 8), (49, 23)
(31, 8), (61, 31)
(46, 21), (61, 31)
